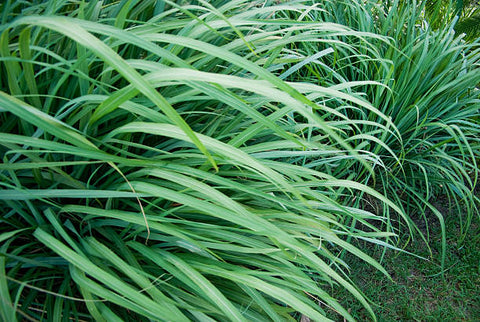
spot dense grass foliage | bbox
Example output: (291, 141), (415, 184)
(426, 0), (480, 40)
(300, 0), (480, 253)
(0, 0), (478, 321)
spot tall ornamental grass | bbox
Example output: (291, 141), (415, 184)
(281, 0), (480, 253)
(0, 0), (478, 321)
(0, 1), (402, 321)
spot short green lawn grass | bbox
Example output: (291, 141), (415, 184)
(330, 206), (480, 321)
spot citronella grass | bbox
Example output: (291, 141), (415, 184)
(284, 0), (480, 260)
(1, 1), (478, 321)
(0, 1), (404, 320)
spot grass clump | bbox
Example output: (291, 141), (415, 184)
(0, 1), (400, 321)
(0, 0), (479, 321)
(292, 0), (480, 250)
